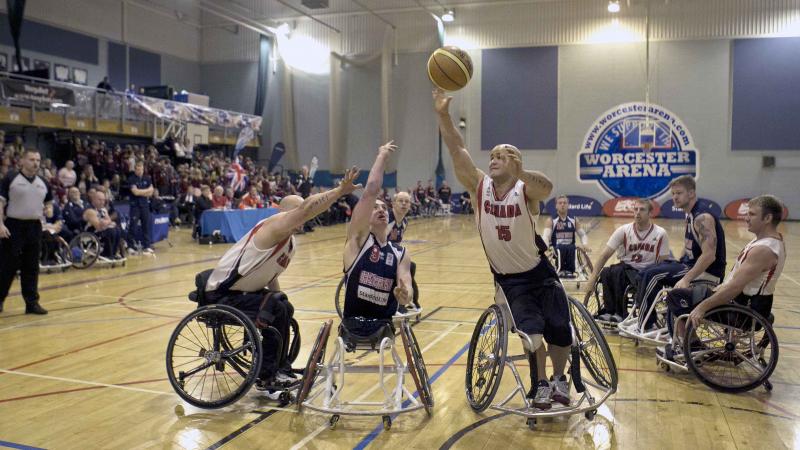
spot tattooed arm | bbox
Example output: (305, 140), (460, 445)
(675, 213), (718, 288)
(254, 167), (361, 250)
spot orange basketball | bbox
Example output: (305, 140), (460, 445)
(427, 46), (473, 91)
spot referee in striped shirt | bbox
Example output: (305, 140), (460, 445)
(0, 148), (51, 314)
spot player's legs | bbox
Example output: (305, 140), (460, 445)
(635, 261), (687, 329)
(556, 243), (576, 276)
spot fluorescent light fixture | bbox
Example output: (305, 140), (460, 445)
(442, 9), (454, 22)
(608, 1), (620, 13)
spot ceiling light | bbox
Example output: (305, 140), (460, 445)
(607, 1), (620, 13)
(442, 9), (454, 22)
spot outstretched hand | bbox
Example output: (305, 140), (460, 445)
(432, 88), (452, 115)
(506, 149), (523, 179)
(378, 141), (397, 157)
(338, 166), (363, 195)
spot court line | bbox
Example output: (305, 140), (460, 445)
(0, 440), (45, 450)
(288, 323), (461, 450)
(204, 409), (280, 450)
(0, 320), (177, 374)
(0, 370), (170, 397)
(0, 377), (168, 404)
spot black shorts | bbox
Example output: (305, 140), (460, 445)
(494, 261), (572, 347)
(205, 289), (267, 321)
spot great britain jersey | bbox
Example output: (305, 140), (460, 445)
(551, 215), (577, 247)
(343, 233), (405, 319)
(681, 200), (726, 280)
(387, 209), (407, 243)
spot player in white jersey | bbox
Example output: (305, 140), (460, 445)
(203, 167), (361, 397)
(663, 195), (786, 356)
(584, 198), (671, 322)
(434, 89), (573, 410)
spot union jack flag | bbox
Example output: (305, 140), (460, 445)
(227, 159), (247, 193)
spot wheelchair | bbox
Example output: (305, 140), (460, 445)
(548, 247), (593, 289)
(165, 272), (302, 409)
(584, 277), (637, 332)
(296, 307), (433, 430)
(39, 234), (74, 273)
(618, 280), (717, 346)
(656, 304), (778, 393)
(66, 231), (128, 269)
(464, 285), (617, 430)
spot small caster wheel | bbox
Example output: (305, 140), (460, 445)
(758, 357), (767, 368)
(382, 415), (392, 430)
(526, 418), (536, 430)
(584, 409), (597, 420)
(634, 339), (640, 347)
(329, 414), (339, 430)
(764, 380), (773, 392)
(279, 391), (292, 406)
(174, 404), (185, 417)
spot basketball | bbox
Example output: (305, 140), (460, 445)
(427, 46), (473, 91)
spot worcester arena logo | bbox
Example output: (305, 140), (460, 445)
(578, 102), (697, 199)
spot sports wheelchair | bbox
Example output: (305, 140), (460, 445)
(656, 303), (778, 393)
(165, 271), (302, 408)
(584, 277), (638, 332)
(465, 285), (617, 429)
(548, 247), (593, 289)
(617, 280), (717, 346)
(296, 307), (433, 431)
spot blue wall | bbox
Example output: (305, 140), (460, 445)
(731, 37), (800, 151)
(481, 46), (558, 150)
(0, 12), (98, 64)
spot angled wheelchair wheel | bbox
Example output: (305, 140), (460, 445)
(569, 297), (618, 391)
(584, 278), (602, 317)
(297, 320), (333, 410)
(69, 232), (100, 269)
(166, 304), (262, 409)
(287, 317), (301, 364)
(400, 321), (434, 415)
(54, 236), (74, 266)
(684, 305), (778, 393)
(577, 247), (593, 279)
(465, 304), (507, 412)
(334, 276), (346, 319)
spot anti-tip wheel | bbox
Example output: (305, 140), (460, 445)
(382, 415), (392, 430)
(764, 380), (773, 392)
(585, 409), (597, 420)
(527, 417), (536, 430)
(329, 415), (339, 430)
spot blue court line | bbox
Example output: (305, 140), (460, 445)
(0, 440), (46, 450)
(352, 340), (472, 450)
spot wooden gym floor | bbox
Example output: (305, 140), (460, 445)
(0, 215), (798, 450)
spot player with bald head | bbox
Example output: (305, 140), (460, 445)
(434, 89), (572, 410)
(387, 190), (420, 307)
(203, 168), (361, 398)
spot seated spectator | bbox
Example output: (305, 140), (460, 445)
(58, 160), (77, 188)
(41, 203), (67, 264)
(178, 187), (197, 224)
(460, 191), (473, 215)
(83, 191), (123, 259)
(212, 186), (228, 209)
(239, 185), (263, 209)
(63, 187), (87, 235)
(193, 185), (213, 239)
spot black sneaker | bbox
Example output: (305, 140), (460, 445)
(25, 302), (48, 315)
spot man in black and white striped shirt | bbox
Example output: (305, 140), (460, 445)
(0, 148), (51, 314)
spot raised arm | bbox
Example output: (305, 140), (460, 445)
(253, 167), (361, 250)
(393, 252), (414, 307)
(675, 213), (718, 289)
(346, 142), (396, 247)
(432, 89), (484, 195)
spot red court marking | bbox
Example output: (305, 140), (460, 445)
(749, 395), (799, 420)
(117, 280), (185, 318)
(2, 320), (177, 375)
(0, 377), (168, 404)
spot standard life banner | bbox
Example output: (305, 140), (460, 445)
(0, 78), (75, 106)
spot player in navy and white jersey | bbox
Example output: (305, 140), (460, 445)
(584, 198), (671, 322)
(434, 88), (571, 410)
(662, 195), (786, 358)
(635, 175), (727, 329)
(387, 191), (420, 307)
(342, 142), (414, 331)
(542, 195), (590, 278)
(203, 167), (361, 397)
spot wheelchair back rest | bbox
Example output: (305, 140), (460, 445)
(188, 269), (215, 306)
(339, 317), (395, 352)
(493, 284), (516, 333)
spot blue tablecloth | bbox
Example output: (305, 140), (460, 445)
(201, 208), (280, 243)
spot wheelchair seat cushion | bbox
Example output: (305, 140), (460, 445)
(339, 317), (395, 350)
(188, 269), (215, 305)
